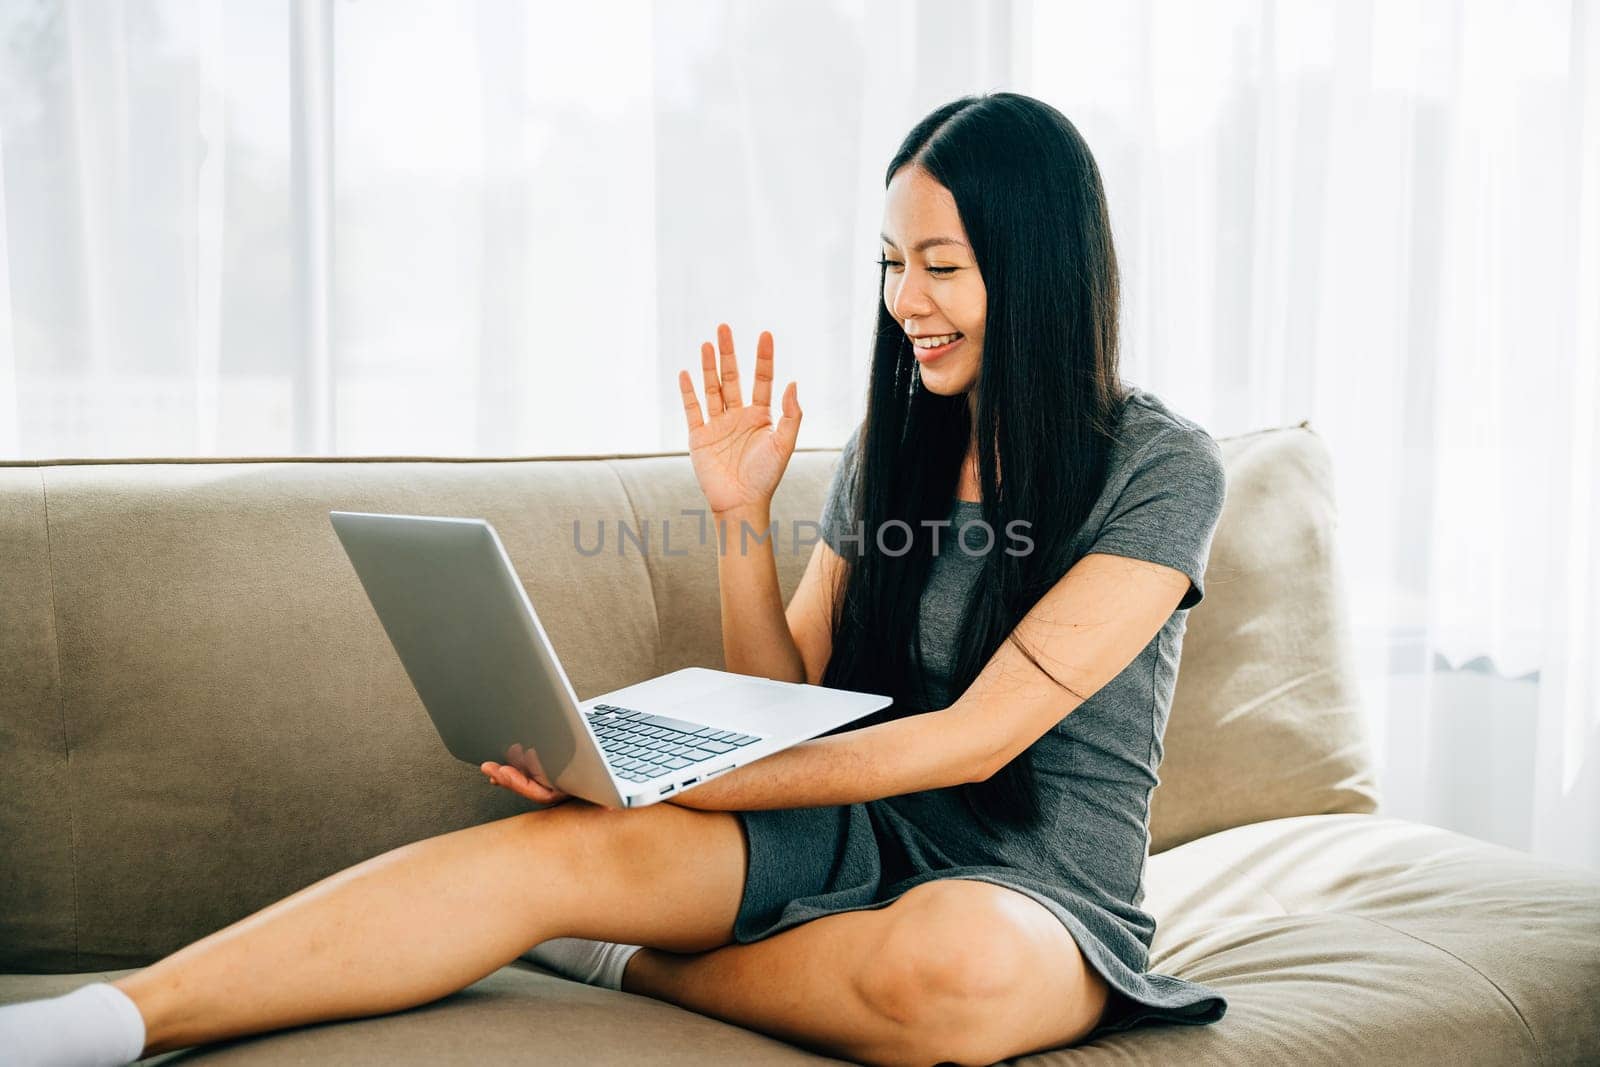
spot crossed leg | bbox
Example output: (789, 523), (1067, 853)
(114, 797), (1106, 1066)
(624, 877), (1111, 1067)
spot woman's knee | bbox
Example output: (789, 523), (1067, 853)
(535, 798), (701, 870)
(508, 799), (747, 951)
(853, 880), (1032, 1032)
(498, 799), (631, 869)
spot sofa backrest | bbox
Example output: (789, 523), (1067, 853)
(1154, 424), (1381, 851)
(0, 424), (1377, 973)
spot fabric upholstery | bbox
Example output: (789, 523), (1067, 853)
(0, 452), (836, 972)
(0, 966), (850, 1065)
(1152, 425), (1381, 853)
(1132, 813), (1600, 1066)
(0, 470), (78, 972)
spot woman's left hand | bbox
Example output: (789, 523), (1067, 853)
(481, 759), (573, 806)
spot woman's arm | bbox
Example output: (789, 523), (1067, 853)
(666, 701), (993, 810)
(671, 549), (1191, 810)
(496, 551), (1186, 812)
(719, 515), (841, 684)
(714, 500), (807, 682)
(486, 691), (989, 810)
(945, 551), (1191, 779)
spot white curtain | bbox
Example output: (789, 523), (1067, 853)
(1025, 0), (1599, 870)
(2, 0), (1595, 867)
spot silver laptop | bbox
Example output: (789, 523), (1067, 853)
(329, 511), (892, 808)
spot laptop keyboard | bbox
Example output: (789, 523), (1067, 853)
(587, 704), (763, 783)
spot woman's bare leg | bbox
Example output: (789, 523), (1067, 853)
(622, 907), (916, 1064)
(112, 799), (746, 1056)
(108, 799), (1017, 1067)
(621, 878), (1112, 1067)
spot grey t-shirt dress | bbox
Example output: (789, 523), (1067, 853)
(732, 386), (1230, 1041)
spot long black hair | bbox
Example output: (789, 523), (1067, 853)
(819, 92), (1130, 829)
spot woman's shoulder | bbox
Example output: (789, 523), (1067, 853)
(1115, 384), (1216, 442)
(1109, 385), (1224, 472)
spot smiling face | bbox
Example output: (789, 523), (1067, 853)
(880, 165), (987, 400)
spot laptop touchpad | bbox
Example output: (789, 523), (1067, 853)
(705, 684), (814, 732)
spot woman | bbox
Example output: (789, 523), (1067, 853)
(0, 91), (1227, 1066)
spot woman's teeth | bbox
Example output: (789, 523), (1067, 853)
(912, 333), (962, 348)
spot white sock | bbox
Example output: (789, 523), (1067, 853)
(0, 981), (148, 1066)
(521, 937), (644, 991)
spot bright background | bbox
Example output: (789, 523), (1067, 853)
(1, 0), (1596, 867)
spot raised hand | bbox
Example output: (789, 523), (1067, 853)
(678, 323), (802, 516)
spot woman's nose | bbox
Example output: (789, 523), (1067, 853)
(889, 276), (933, 321)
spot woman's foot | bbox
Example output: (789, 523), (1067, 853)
(0, 981), (147, 1066)
(521, 937), (643, 990)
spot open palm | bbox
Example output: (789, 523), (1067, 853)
(678, 323), (802, 515)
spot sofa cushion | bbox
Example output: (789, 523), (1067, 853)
(1129, 813), (1600, 1065)
(0, 449), (850, 974)
(0, 459), (666, 972)
(0, 471), (77, 973)
(1150, 424), (1381, 853)
(0, 966), (851, 1065)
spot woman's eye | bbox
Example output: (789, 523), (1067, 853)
(875, 257), (957, 276)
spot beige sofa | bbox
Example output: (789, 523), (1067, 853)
(2, 423), (1597, 1065)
